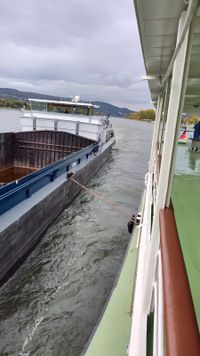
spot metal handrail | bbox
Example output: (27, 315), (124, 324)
(0, 142), (98, 215)
(159, 207), (200, 356)
(22, 111), (103, 125)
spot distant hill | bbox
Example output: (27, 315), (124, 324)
(0, 88), (133, 117)
(93, 101), (132, 117)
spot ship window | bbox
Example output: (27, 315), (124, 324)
(52, 105), (66, 113)
(47, 104), (72, 114)
(72, 106), (90, 116)
(31, 102), (47, 111)
(46, 104), (93, 115)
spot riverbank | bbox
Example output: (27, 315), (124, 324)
(0, 98), (24, 109)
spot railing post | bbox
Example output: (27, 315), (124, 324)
(54, 120), (58, 131)
(33, 117), (37, 131)
(149, 96), (163, 173)
(76, 121), (80, 136)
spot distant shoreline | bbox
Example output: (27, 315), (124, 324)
(0, 106), (22, 110)
(0, 98), (24, 109)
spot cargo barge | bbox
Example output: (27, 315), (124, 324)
(0, 98), (115, 285)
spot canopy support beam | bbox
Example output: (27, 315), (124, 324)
(149, 96), (164, 173)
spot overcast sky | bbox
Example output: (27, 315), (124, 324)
(0, 0), (151, 110)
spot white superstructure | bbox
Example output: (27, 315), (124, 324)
(21, 98), (113, 142)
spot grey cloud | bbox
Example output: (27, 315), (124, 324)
(0, 0), (151, 110)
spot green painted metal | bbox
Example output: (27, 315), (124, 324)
(84, 227), (139, 356)
(172, 145), (200, 330)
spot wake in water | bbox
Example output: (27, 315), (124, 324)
(20, 280), (71, 355)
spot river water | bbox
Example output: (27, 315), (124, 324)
(0, 109), (153, 356)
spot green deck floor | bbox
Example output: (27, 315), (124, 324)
(172, 145), (200, 330)
(84, 226), (139, 356)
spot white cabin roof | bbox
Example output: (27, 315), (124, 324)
(134, 0), (200, 112)
(28, 98), (98, 108)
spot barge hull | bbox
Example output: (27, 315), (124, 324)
(0, 140), (114, 285)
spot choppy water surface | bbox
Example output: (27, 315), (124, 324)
(0, 110), (153, 356)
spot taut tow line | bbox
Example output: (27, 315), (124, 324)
(67, 173), (136, 224)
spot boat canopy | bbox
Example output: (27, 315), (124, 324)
(28, 98), (99, 116)
(28, 98), (98, 108)
(134, 0), (200, 113)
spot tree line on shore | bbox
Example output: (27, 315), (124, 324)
(0, 98), (24, 108)
(126, 109), (155, 121)
(126, 109), (200, 124)
(182, 115), (200, 125)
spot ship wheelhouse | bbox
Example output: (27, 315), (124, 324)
(21, 98), (111, 142)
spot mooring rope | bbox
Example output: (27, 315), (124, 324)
(68, 173), (140, 317)
(68, 175), (136, 223)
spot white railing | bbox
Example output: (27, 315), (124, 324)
(22, 109), (104, 125)
(153, 251), (164, 356)
(128, 170), (164, 356)
(128, 171), (153, 356)
(20, 114), (105, 141)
